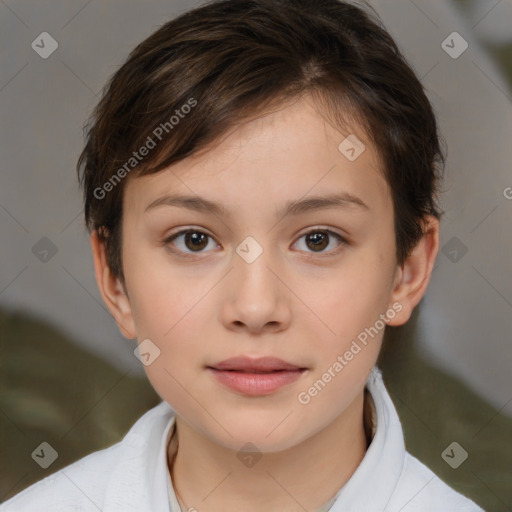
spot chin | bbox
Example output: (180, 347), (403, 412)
(202, 414), (309, 454)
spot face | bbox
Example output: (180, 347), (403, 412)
(100, 96), (415, 452)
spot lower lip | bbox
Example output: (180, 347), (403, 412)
(208, 368), (304, 396)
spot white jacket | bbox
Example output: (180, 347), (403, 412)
(0, 366), (484, 511)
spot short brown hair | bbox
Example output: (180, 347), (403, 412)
(77, 0), (446, 284)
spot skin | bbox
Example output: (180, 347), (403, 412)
(91, 94), (439, 511)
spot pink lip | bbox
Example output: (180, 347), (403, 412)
(207, 356), (307, 396)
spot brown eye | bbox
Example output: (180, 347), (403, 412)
(165, 229), (216, 254)
(164, 227), (347, 258)
(305, 231), (329, 252)
(294, 229), (346, 255)
(183, 232), (208, 251)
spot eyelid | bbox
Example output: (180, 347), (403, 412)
(296, 226), (349, 243)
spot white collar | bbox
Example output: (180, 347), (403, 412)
(329, 366), (405, 510)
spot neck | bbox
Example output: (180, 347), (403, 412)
(169, 390), (373, 512)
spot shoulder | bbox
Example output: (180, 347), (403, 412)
(0, 401), (173, 512)
(0, 442), (123, 511)
(387, 452), (484, 511)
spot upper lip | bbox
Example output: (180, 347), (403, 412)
(208, 356), (305, 372)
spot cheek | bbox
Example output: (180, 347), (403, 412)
(124, 243), (200, 337)
(315, 257), (393, 345)
(124, 249), (214, 379)
(130, 283), (209, 413)
(295, 266), (388, 421)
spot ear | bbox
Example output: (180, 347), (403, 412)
(90, 229), (137, 339)
(386, 215), (440, 326)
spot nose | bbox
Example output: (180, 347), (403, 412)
(220, 248), (292, 335)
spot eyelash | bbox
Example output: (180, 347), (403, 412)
(162, 227), (348, 259)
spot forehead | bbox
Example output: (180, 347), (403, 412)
(124, 96), (390, 219)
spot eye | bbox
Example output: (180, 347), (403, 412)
(164, 229), (218, 255)
(163, 227), (347, 257)
(293, 228), (347, 255)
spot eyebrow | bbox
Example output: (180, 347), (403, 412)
(144, 192), (369, 218)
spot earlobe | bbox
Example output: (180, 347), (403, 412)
(386, 216), (440, 326)
(90, 230), (137, 339)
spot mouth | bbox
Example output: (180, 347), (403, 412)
(214, 369), (301, 373)
(206, 356), (307, 396)
(208, 356), (306, 372)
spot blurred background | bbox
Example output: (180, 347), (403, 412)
(0, 0), (511, 510)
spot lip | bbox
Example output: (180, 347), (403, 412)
(210, 356), (304, 372)
(207, 356), (307, 396)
